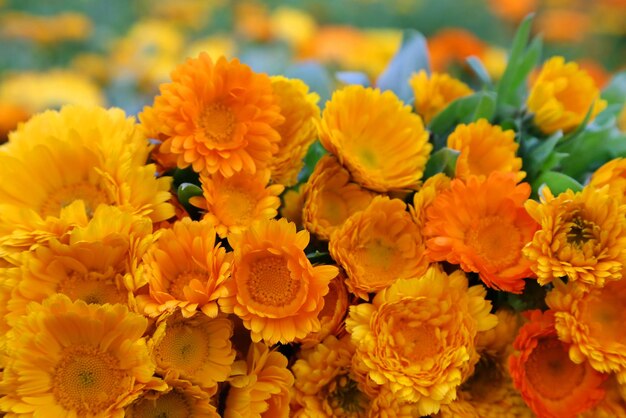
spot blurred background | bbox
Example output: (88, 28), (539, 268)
(0, 0), (624, 140)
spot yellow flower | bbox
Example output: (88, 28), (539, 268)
(0, 266), (18, 368)
(270, 7), (317, 52)
(151, 311), (236, 390)
(140, 54), (284, 176)
(409, 70), (473, 124)
(302, 155), (376, 240)
(366, 391), (422, 418)
(221, 218), (338, 344)
(319, 85), (431, 192)
(125, 380), (220, 418)
(292, 335), (371, 417)
(447, 119), (525, 182)
(280, 185), (305, 229)
(524, 185), (626, 287)
(434, 399), (479, 418)
(329, 196), (429, 299)
(268, 76), (320, 187)
(589, 158), (626, 202)
(0, 294), (159, 416)
(135, 217), (232, 319)
(0, 102), (29, 143)
(0, 11), (92, 43)
(409, 172), (451, 230)
(345, 265), (497, 415)
(190, 170), (284, 238)
(225, 342), (294, 418)
(184, 34), (236, 62)
(527, 56), (607, 134)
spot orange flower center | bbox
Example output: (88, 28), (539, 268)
(155, 323), (211, 378)
(40, 182), (109, 218)
(395, 321), (442, 362)
(582, 287), (626, 344)
(53, 345), (126, 415)
(58, 271), (127, 305)
(127, 389), (192, 418)
(354, 237), (403, 283)
(168, 271), (207, 300)
(199, 103), (236, 145)
(246, 254), (300, 306)
(214, 186), (255, 226)
(525, 337), (585, 400)
(467, 216), (521, 269)
(319, 191), (350, 226)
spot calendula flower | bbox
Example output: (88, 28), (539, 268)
(580, 377), (626, 418)
(589, 158), (626, 201)
(0, 294), (159, 417)
(0, 102), (29, 142)
(329, 196), (429, 299)
(509, 309), (607, 418)
(268, 76), (320, 187)
(523, 185), (626, 287)
(527, 56), (607, 134)
(280, 185), (305, 228)
(302, 155), (376, 240)
(367, 389), (422, 418)
(225, 342), (294, 418)
(487, 0), (537, 22)
(346, 266), (497, 415)
(125, 379), (219, 417)
(292, 335), (371, 417)
(221, 218), (338, 345)
(427, 28), (486, 73)
(0, 266), (18, 368)
(135, 218), (232, 319)
(447, 119), (525, 181)
(0, 11), (92, 43)
(434, 399), (479, 418)
(409, 70), (473, 124)
(409, 173), (451, 230)
(140, 53), (284, 176)
(319, 85), (431, 192)
(425, 173), (537, 293)
(151, 311), (236, 390)
(190, 170), (284, 239)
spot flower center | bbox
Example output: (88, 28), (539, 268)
(40, 182), (109, 218)
(57, 271), (127, 306)
(126, 389), (192, 418)
(246, 254), (300, 306)
(155, 323), (211, 378)
(354, 237), (403, 284)
(319, 191), (350, 226)
(52, 345), (126, 415)
(168, 271), (207, 301)
(467, 216), (521, 269)
(566, 215), (598, 246)
(395, 319), (441, 363)
(582, 285), (626, 344)
(525, 337), (585, 400)
(215, 186), (256, 226)
(199, 103), (236, 145)
(326, 375), (369, 417)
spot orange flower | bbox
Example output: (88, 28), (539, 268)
(425, 173), (538, 293)
(302, 155), (376, 240)
(125, 379), (219, 417)
(509, 309), (607, 418)
(487, 0), (537, 22)
(0, 102), (29, 143)
(427, 28), (486, 73)
(140, 53), (284, 176)
(409, 70), (472, 124)
(329, 196), (429, 299)
(589, 158), (626, 200)
(280, 185), (305, 229)
(220, 218), (338, 344)
(409, 173), (451, 230)
(536, 10), (591, 43)
(447, 119), (525, 182)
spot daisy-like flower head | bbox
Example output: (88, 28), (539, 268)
(268, 75), (320, 187)
(329, 196), (429, 300)
(280, 185), (305, 228)
(509, 309), (607, 418)
(409, 172), (451, 230)
(190, 169), (284, 239)
(523, 185), (626, 288)
(221, 218), (338, 345)
(302, 155), (376, 240)
(409, 70), (473, 124)
(527, 56), (607, 134)
(150, 311), (236, 390)
(367, 388), (423, 418)
(319, 85), (432, 192)
(589, 158), (626, 202)
(447, 119), (525, 181)
(0, 294), (159, 417)
(424, 172), (538, 293)
(139, 53), (284, 176)
(225, 342), (294, 418)
(135, 217), (232, 319)
(345, 265), (497, 415)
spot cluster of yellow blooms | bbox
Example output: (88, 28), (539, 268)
(0, 33), (625, 418)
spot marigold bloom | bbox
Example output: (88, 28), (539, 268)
(125, 381), (219, 418)
(0, 11), (92, 43)
(292, 335), (371, 417)
(151, 311), (236, 389)
(329, 196), (428, 299)
(346, 266), (497, 415)
(509, 309), (607, 418)
(527, 56), (607, 134)
(367, 389), (422, 418)
(0, 102), (29, 143)
(425, 173), (537, 293)
(302, 155), (376, 240)
(221, 218), (337, 344)
(280, 185), (305, 228)
(487, 0), (537, 22)
(190, 170), (283, 238)
(225, 342), (294, 418)
(140, 53), (284, 176)
(268, 76), (320, 187)
(0, 294), (158, 417)
(409, 173), (451, 230)
(524, 185), (626, 287)
(589, 158), (626, 201)
(319, 85), (431, 192)
(409, 70), (473, 124)
(447, 119), (525, 182)
(580, 377), (626, 418)
(135, 218), (232, 319)
(427, 28), (486, 73)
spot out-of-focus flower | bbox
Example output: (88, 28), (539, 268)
(488, 0), (537, 22)
(146, 0), (223, 29)
(302, 155), (376, 241)
(234, 1), (272, 42)
(589, 158), (626, 199)
(527, 56), (607, 134)
(509, 309), (607, 417)
(481, 46), (508, 80)
(0, 11), (92, 43)
(427, 28), (486, 73)
(367, 389), (423, 417)
(578, 59), (611, 89)
(183, 34), (236, 62)
(349, 29), (402, 79)
(125, 379), (219, 417)
(0, 102), (28, 143)
(270, 6), (317, 53)
(221, 218), (338, 344)
(425, 173), (537, 293)
(536, 9), (591, 43)
(140, 54), (284, 176)
(580, 377), (626, 418)
(618, 105), (626, 132)
(319, 85), (431, 192)
(71, 53), (111, 84)
(280, 185), (305, 228)
(434, 399), (479, 418)
(409, 70), (473, 124)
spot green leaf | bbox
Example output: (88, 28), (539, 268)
(602, 71), (626, 106)
(429, 92), (497, 136)
(298, 141), (327, 183)
(376, 29), (430, 104)
(423, 147), (460, 179)
(466, 56), (492, 87)
(533, 171), (583, 196)
(172, 167), (199, 189)
(523, 131), (563, 180)
(177, 183), (203, 206)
